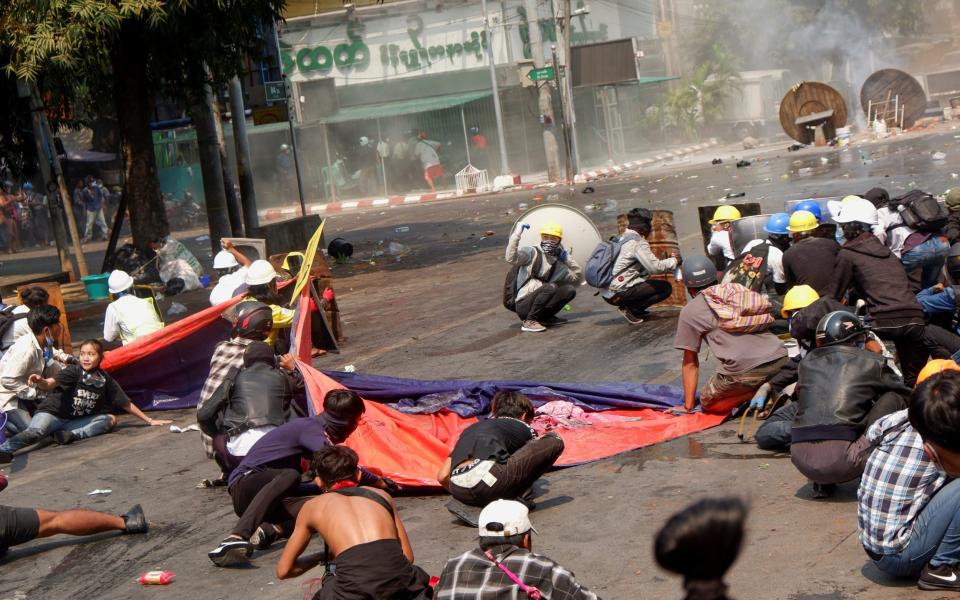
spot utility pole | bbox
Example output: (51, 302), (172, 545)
(552, 44), (574, 183)
(191, 81), (233, 254)
(284, 77), (307, 217)
(20, 81), (87, 277)
(558, 0), (580, 176)
(480, 0), (510, 176)
(523, 0), (561, 182)
(229, 77), (259, 235)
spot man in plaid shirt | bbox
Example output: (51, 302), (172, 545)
(435, 499), (600, 600)
(858, 363), (960, 591)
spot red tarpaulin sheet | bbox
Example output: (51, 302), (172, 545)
(300, 362), (726, 488)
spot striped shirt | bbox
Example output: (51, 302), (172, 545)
(196, 338), (253, 458)
(857, 410), (948, 555)
(435, 544), (600, 600)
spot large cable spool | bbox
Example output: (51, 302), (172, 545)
(859, 68), (927, 129)
(779, 81), (848, 143)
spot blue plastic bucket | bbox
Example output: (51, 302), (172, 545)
(81, 273), (111, 300)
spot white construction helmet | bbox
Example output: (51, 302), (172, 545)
(833, 197), (878, 226)
(245, 260), (278, 286)
(213, 250), (239, 269)
(108, 270), (135, 294)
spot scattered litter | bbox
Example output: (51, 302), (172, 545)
(194, 235), (210, 242)
(138, 571), (176, 586)
(167, 302), (188, 316)
(603, 199), (619, 212)
(517, 203), (529, 211)
(630, 188), (640, 193)
(88, 489), (112, 496)
(687, 175), (698, 179)
(711, 158), (723, 165)
(394, 226), (410, 233)
(820, 157), (829, 164)
(787, 144), (804, 152)
(742, 137), (758, 150)
(546, 193), (559, 203)
(563, 304), (572, 312)
(758, 464), (770, 470)
(736, 160), (751, 168)
(648, 189), (658, 194)
(169, 424), (200, 433)
(679, 197), (689, 203)
(933, 151), (947, 160)
(479, 231), (496, 240)
(798, 167), (813, 176)
(343, 365), (356, 373)
(582, 186), (595, 194)
(725, 192), (746, 199)
(952, 173), (959, 179)
(387, 242), (407, 256)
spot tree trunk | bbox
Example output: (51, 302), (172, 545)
(189, 81), (232, 254)
(113, 22), (169, 250)
(212, 96), (243, 236)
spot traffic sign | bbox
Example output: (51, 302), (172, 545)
(265, 81), (287, 102)
(527, 66), (565, 82)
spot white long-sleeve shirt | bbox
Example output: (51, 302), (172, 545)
(707, 229), (736, 260)
(0, 333), (44, 412)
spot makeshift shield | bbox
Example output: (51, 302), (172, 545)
(731, 214), (773, 255)
(697, 203), (762, 255)
(513, 204), (603, 267)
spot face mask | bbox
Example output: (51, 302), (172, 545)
(540, 240), (561, 256)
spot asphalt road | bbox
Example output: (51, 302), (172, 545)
(3, 127), (960, 599)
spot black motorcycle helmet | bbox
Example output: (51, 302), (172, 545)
(230, 301), (274, 341)
(815, 310), (867, 347)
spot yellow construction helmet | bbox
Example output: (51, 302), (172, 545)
(916, 359), (960, 387)
(781, 284), (820, 317)
(787, 210), (819, 233)
(540, 222), (563, 238)
(709, 205), (742, 224)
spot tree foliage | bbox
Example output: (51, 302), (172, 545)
(666, 43), (742, 141)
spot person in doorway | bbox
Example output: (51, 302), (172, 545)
(437, 390), (564, 509)
(706, 205), (740, 268)
(783, 209), (839, 296)
(654, 496), (747, 600)
(1, 503), (148, 559)
(242, 260), (294, 352)
(831, 196), (929, 387)
(602, 208), (679, 324)
(858, 367), (960, 591)
(207, 389), (398, 567)
(504, 221), (583, 333)
(722, 212), (789, 295)
(210, 238), (253, 306)
(788, 311), (910, 499)
(80, 176), (107, 243)
(0, 287), (50, 358)
(103, 270), (164, 346)
(672, 256), (788, 414)
(435, 499), (600, 600)
(196, 341), (300, 472)
(413, 133), (443, 193)
(275, 446), (432, 600)
(0, 306), (72, 437)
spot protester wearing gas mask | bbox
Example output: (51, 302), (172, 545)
(504, 221), (583, 333)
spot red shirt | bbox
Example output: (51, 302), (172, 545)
(471, 134), (487, 151)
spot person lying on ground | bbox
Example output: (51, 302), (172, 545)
(103, 270), (163, 346)
(276, 445), (432, 600)
(777, 311), (910, 499)
(858, 365), (960, 592)
(671, 256), (787, 415)
(196, 301), (275, 481)
(654, 496), (747, 600)
(0, 286), (49, 359)
(197, 340), (301, 473)
(0, 339), (170, 463)
(505, 220), (583, 333)
(437, 390), (564, 508)
(208, 389), (398, 567)
(434, 498), (600, 600)
(242, 260), (294, 353)
(210, 238), (253, 306)
(602, 208), (680, 325)
(0, 306), (74, 437)
(0, 502), (147, 559)
(831, 196), (928, 387)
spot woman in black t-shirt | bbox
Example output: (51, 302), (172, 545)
(0, 340), (170, 462)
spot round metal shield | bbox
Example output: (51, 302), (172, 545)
(513, 203), (603, 267)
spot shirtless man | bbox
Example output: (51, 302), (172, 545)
(276, 446), (431, 600)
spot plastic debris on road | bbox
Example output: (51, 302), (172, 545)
(88, 489), (112, 496)
(725, 192), (746, 199)
(138, 571), (176, 585)
(387, 242), (407, 256)
(933, 151), (947, 160)
(343, 365), (356, 373)
(169, 424), (200, 433)
(395, 226), (410, 233)
(582, 186), (595, 194)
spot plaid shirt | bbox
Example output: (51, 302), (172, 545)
(435, 544), (600, 600)
(196, 338), (253, 457)
(858, 410), (949, 555)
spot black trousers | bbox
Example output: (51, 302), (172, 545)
(228, 468), (310, 539)
(515, 283), (576, 322)
(449, 434), (565, 507)
(923, 323), (960, 359)
(874, 319), (928, 388)
(604, 280), (673, 315)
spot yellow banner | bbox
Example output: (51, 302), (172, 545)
(289, 220), (325, 304)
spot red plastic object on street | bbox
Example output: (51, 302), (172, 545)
(137, 571), (176, 585)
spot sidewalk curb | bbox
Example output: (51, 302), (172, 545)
(574, 140), (719, 183)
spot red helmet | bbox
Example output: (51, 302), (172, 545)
(230, 302), (273, 341)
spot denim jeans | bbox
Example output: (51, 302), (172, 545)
(0, 412), (115, 453)
(901, 237), (950, 291)
(2, 407), (32, 436)
(875, 478), (960, 577)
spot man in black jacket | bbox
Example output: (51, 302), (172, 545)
(831, 196), (928, 386)
(783, 209), (839, 296)
(790, 311), (910, 498)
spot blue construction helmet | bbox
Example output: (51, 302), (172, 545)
(792, 199), (822, 222)
(764, 212), (791, 235)
(22, 182), (33, 190)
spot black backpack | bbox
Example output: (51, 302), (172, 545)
(502, 250), (553, 311)
(0, 306), (28, 350)
(891, 190), (948, 233)
(720, 241), (770, 293)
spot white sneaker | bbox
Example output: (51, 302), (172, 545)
(521, 320), (546, 332)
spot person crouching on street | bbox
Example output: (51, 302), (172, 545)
(602, 208), (679, 324)
(504, 221), (583, 333)
(103, 270), (163, 346)
(789, 311), (910, 499)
